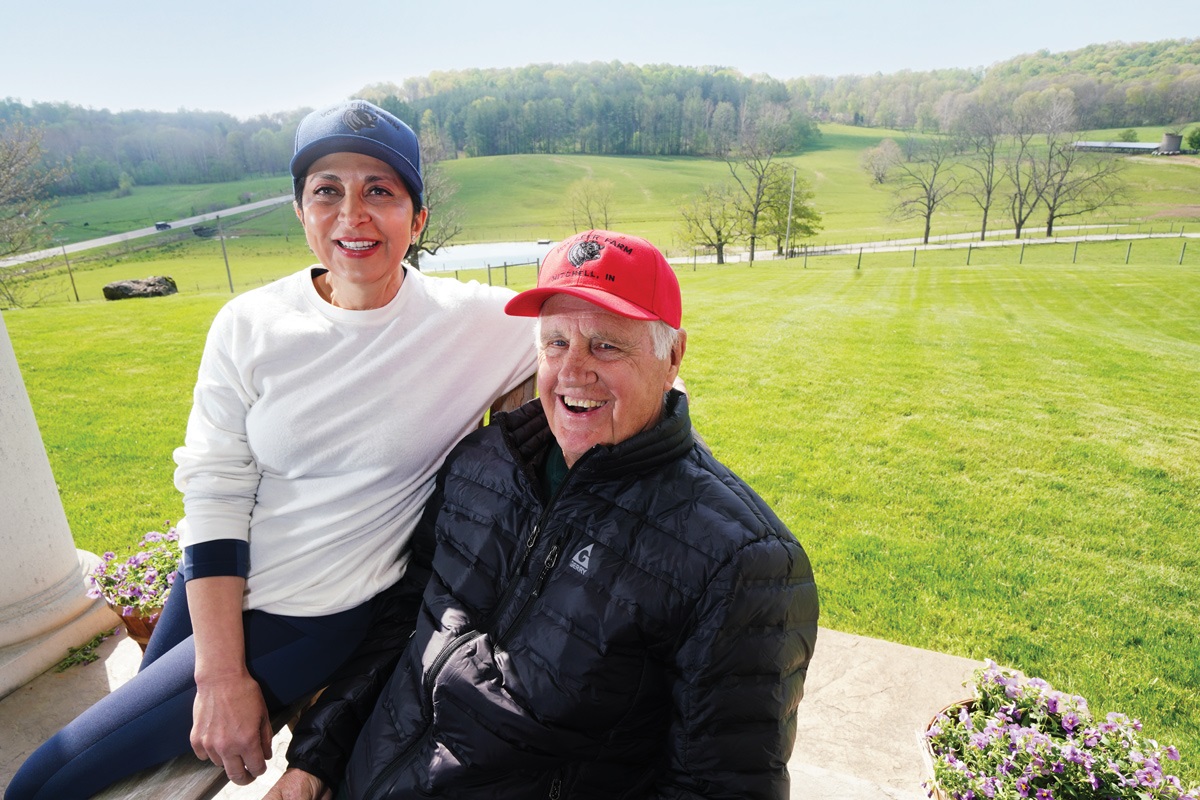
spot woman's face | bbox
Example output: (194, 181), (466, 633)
(295, 151), (427, 292)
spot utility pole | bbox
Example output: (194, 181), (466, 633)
(218, 215), (234, 293)
(784, 168), (797, 258)
(60, 244), (79, 302)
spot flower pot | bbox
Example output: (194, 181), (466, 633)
(921, 698), (973, 800)
(108, 604), (162, 653)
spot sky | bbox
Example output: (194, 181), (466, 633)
(3, 0), (1196, 120)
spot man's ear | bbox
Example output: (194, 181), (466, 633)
(665, 329), (687, 390)
(294, 201), (303, 225)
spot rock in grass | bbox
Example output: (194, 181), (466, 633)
(102, 276), (178, 300)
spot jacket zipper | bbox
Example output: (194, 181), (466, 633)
(493, 449), (594, 648)
(362, 726), (433, 800)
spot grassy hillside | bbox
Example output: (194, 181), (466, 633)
(45, 177), (293, 244)
(28, 122), (1200, 273)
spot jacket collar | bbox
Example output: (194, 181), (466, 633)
(498, 389), (694, 482)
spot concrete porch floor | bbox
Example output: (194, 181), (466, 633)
(0, 626), (980, 799)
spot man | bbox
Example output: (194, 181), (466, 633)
(267, 229), (818, 800)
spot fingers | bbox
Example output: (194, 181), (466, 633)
(224, 759), (255, 785)
(260, 715), (275, 762)
(262, 767), (329, 800)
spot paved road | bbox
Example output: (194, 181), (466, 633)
(0, 194), (293, 270)
(676, 224), (1198, 265)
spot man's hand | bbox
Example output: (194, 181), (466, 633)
(190, 671), (273, 785)
(261, 768), (332, 800)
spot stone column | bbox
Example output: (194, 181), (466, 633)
(0, 312), (115, 698)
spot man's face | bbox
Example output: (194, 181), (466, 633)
(537, 295), (683, 468)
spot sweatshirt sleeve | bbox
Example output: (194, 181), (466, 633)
(652, 530), (819, 800)
(173, 305), (261, 550)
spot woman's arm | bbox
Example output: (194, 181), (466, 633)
(187, 575), (274, 786)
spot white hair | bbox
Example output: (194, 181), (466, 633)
(534, 316), (680, 360)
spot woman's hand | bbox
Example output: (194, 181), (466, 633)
(261, 768), (332, 800)
(190, 670), (273, 784)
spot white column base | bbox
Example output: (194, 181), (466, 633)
(0, 551), (122, 699)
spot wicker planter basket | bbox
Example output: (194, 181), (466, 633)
(920, 698), (974, 800)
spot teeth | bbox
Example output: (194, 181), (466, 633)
(338, 240), (377, 250)
(564, 397), (605, 410)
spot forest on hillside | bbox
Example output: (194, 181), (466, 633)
(2, 38), (1196, 197)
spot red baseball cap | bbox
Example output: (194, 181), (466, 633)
(505, 230), (682, 328)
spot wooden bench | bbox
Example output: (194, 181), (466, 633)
(92, 697), (308, 800)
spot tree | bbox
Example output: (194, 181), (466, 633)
(948, 94), (1008, 241)
(724, 102), (793, 265)
(760, 170), (822, 255)
(860, 139), (902, 184)
(1, 123), (65, 308)
(891, 135), (959, 245)
(1, 123), (60, 257)
(566, 178), (615, 232)
(409, 129), (464, 271)
(678, 182), (746, 265)
(1185, 127), (1200, 151)
(1003, 90), (1075, 239)
(1034, 141), (1126, 237)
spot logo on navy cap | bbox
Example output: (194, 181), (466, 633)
(343, 106), (379, 133)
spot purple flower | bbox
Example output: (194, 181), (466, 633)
(1035, 789), (1053, 800)
(1061, 712), (1080, 733)
(1166, 746), (1181, 761)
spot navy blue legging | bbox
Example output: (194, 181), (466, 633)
(5, 574), (374, 800)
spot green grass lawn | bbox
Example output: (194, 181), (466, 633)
(6, 248), (1200, 778)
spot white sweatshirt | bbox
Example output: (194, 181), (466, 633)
(174, 266), (537, 615)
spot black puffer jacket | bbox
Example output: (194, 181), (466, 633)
(297, 392), (818, 799)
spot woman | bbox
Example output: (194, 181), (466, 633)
(6, 100), (537, 800)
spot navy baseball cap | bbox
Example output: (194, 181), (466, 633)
(290, 100), (424, 206)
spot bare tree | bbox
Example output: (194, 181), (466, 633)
(1035, 141), (1126, 237)
(948, 95), (1008, 241)
(892, 135), (959, 245)
(724, 102), (793, 265)
(678, 182), (746, 265)
(566, 177), (615, 232)
(860, 139), (902, 184)
(409, 128), (464, 271)
(1, 123), (65, 308)
(1003, 126), (1041, 240)
(1023, 92), (1125, 236)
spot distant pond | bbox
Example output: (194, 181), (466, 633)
(419, 241), (557, 273)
